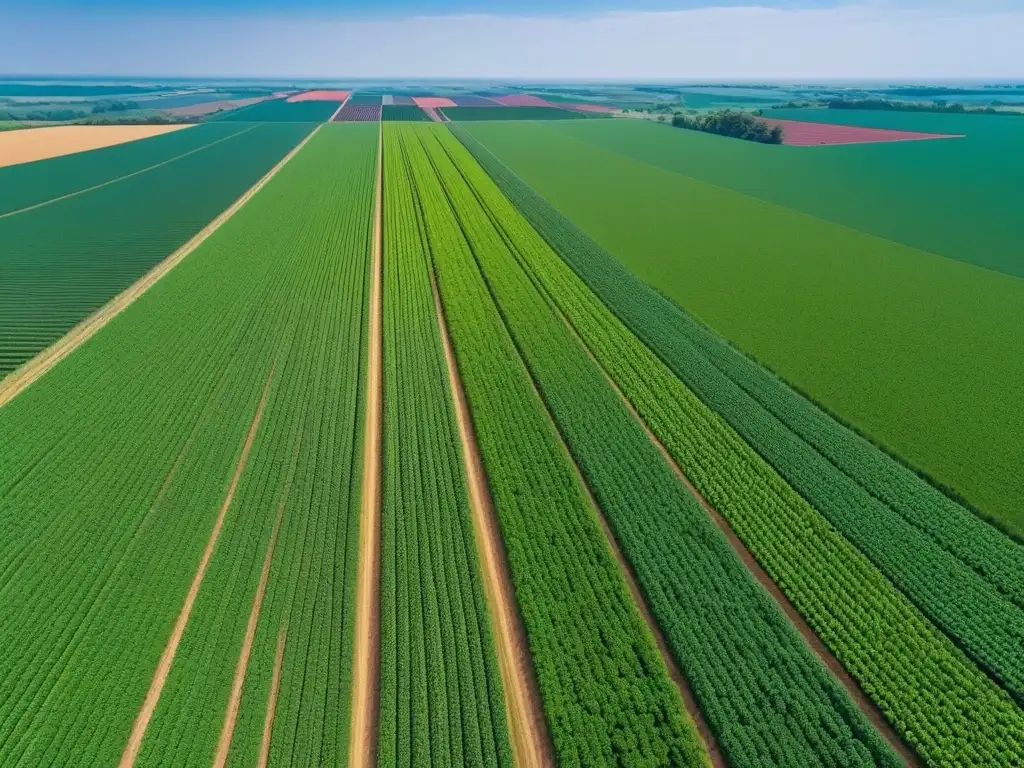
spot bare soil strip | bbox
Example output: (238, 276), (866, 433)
(212, 458), (296, 768)
(348, 123), (384, 768)
(558, 311), (918, 766)
(0, 123), (261, 220)
(258, 627), (288, 768)
(0, 124), (321, 409)
(0, 124), (192, 168)
(119, 366), (276, 768)
(431, 274), (556, 767)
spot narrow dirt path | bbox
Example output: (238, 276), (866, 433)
(559, 310), (918, 767)
(329, 96), (350, 122)
(0, 124), (321, 409)
(348, 122), (383, 768)
(212, 455), (296, 768)
(0, 123), (260, 220)
(431, 274), (556, 768)
(119, 365), (276, 768)
(258, 626), (287, 768)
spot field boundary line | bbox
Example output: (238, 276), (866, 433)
(348, 121), (383, 768)
(212, 449), (298, 768)
(430, 271), (556, 768)
(0, 123), (261, 219)
(329, 96), (350, 122)
(0, 123), (321, 409)
(258, 626), (287, 768)
(119, 364), (276, 768)
(551, 299), (919, 766)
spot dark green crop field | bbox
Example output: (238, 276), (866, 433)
(215, 98), (339, 122)
(0, 121), (313, 377)
(0, 123), (252, 215)
(463, 118), (1024, 534)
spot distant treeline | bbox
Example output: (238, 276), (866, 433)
(827, 98), (1022, 115)
(886, 86), (1024, 97)
(671, 109), (782, 144)
(0, 99), (144, 122)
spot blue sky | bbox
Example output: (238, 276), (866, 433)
(1, 1), (1021, 78)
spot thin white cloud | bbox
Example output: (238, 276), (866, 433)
(2, 4), (1022, 79)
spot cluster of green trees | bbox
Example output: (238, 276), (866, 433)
(672, 109), (783, 143)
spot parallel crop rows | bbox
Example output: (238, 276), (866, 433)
(0, 124), (377, 766)
(378, 124), (512, 767)
(0, 121), (314, 377)
(452, 124), (1024, 767)
(391, 123), (709, 767)
(426, 124), (902, 767)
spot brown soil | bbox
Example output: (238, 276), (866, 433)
(563, 313), (918, 767)
(1, 123), (259, 221)
(348, 123), (384, 768)
(0, 124), (320, 409)
(212, 457), (296, 768)
(119, 366), (275, 768)
(431, 275), (556, 767)
(258, 627), (287, 768)
(0, 124), (191, 168)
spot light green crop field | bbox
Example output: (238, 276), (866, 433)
(464, 119), (1024, 534)
(533, 116), (1024, 277)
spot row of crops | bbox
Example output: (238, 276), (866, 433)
(379, 125), (512, 765)
(0, 121), (315, 378)
(0, 124), (377, 765)
(388, 122), (709, 766)
(451, 122), (1024, 766)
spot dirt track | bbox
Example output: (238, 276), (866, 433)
(258, 628), (287, 768)
(119, 366), (275, 768)
(0, 124), (320, 409)
(212, 456), (296, 768)
(0, 124), (191, 168)
(431, 274), (555, 767)
(348, 123), (383, 768)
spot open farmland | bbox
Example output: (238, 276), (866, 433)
(0, 123), (376, 765)
(462, 117), (1024, 536)
(2, 74), (1023, 768)
(0, 121), (314, 379)
(0, 124), (191, 167)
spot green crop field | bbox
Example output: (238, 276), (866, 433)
(381, 105), (431, 121)
(0, 123), (376, 765)
(379, 124), (512, 766)
(215, 98), (340, 122)
(0, 121), (312, 378)
(441, 106), (606, 121)
(3, 72), (1023, 768)
(462, 118), (1024, 536)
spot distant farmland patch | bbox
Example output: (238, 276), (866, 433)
(491, 94), (552, 106)
(762, 117), (963, 146)
(166, 95), (268, 118)
(287, 89), (350, 102)
(450, 95), (503, 106)
(442, 106), (608, 121)
(411, 96), (457, 108)
(215, 98), (339, 122)
(382, 105), (431, 122)
(0, 124), (191, 168)
(333, 104), (381, 122)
